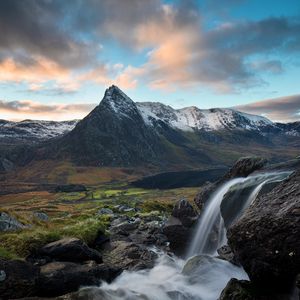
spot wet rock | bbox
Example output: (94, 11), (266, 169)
(220, 278), (296, 300)
(38, 238), (102, 263)
(228, 170), (300, 293)
(0, 258), (40, 299)
(194, 157), (267, 210)
(171, 198), (198, 227)
(162, 216), (192, 256)
(38, 261), (121, 297)
(0, 212), (25, 231)
(217, 245), (237, 265)
(219, 278), (257, 300)
(101, 240), (157, 270)
(223, 156), (267, 180)
(194, 181), (215, 210)
(33, 212), (49, 222)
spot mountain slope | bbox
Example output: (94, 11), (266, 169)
(47, 86), (166, 166)
(0, 119), (78, 143)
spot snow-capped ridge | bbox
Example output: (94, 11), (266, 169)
(0, 119), (78, 141)
(136, 102), (273, 131)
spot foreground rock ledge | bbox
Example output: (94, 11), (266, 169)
(227, 170), (300, 292)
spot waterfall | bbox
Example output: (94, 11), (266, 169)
(187, 171), (291, 258)
(186, 178), (245, 257)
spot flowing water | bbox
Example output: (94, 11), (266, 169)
(79, 171), (291, 300)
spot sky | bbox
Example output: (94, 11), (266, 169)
(0, 0), (299, 122)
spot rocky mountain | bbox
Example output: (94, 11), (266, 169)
(0, 119), (78, 143)
(44, 86), (166, 167)
(0, 85), (299, 169)
(137, 102), (273, 132)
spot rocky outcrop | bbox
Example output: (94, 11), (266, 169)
(194, 157), (267, 210)
(0, 212), (25, 231)
(101, 240), (157, 270)
(37, 261), (121, 297)
(223, 157), (267, 180)
(162, 199), (198, 256)
(227, 170), (300, 293)
(220, 278), (296, 300)
(171, 198), (198, 227)
(0, 259), (40, 299)
(38, 238), (102, 263)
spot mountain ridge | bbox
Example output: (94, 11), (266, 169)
(0, 85), (299, 170)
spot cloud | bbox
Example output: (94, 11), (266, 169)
(0, 99), (96, 121)
(0, 0), (299, 94)
(235, 94), (300, 122)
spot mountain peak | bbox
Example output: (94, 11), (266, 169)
(101, 85), (137, 116)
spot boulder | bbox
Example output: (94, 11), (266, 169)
(38, 238), (102, 263)
(0, 259), (40, 299)
(220, 278), (296, 300)
(37, 261), (121, 297)
(101, 240), (157, 270)
(162, 216), (192, 256)
(171, 198), (198, 227)
(33, 212), (49, 222)
(228, 170), (300, 293)
(223, 156), (267, 180)
(0, 212), (25, 231)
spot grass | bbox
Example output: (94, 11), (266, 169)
(0, 215), (110, 258)
(0, 181), (199, 260)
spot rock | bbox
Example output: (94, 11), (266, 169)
(194, 157), (267, 210)
(33, 212), (49, 222)
(0, 258), (40, 299)
(220, 278), (296, 300)
(54, 184), (87, 193)
(92, 231), (110, 248)
(162, 216), (192, 256)
(115, 204), (136, 213)
(228, 170), (300, 293)
(38, 238), (102, 263)
(217, 245), (237, 265)
(38, 261), (121, 297)
(194, 181), (215, 210)
(219, 278), (257, 300)
(223, 156), (267, 180)
(182, 255), (216, 276)
(97, 208), (114, 215)
(101, 240), (157, 270)
(0, 212), (25, 231)
(171, 198), (198, 227)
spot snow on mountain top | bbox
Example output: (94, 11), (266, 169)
(137, 102), (273, 131)
(102, 85), (138, 117)
(0, 119), (78, 140)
